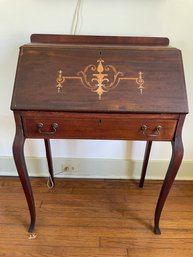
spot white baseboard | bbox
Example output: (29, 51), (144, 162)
(0, 156), (193, 180)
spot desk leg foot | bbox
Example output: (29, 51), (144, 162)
(154, 226), (161, 235)
(154, 115), (185, 234)
(28, 223), (36, 233)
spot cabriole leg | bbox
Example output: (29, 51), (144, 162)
(13, 112), (36, 234)
(154, 115), (185, 234)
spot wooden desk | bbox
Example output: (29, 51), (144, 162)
(11, 34), (188, 235)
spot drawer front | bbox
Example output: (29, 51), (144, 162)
(22, 115), (177, 141)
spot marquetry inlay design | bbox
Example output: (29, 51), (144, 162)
(56, 58), (144, 100)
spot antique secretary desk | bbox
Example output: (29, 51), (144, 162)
(11, 34), (188, 236)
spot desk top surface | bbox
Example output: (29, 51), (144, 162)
(11, 35), (188, 114)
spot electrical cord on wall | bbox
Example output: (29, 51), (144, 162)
(46, 0), (83, 189)
(71, 0), (83, 34)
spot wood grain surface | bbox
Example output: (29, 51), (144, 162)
(1, 177), (193, 256)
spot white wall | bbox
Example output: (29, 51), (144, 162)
(0, 0), (192, 175)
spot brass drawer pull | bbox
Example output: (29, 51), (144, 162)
(141, 125), (162, 137)
(37, 123), (58, 135)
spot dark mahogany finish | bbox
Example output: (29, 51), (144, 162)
(11, 34), (188, 235)
(31, 34), (170, 46)
(139, 141), (152, 188)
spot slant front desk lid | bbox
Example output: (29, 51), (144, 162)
(11, 34), (188, 113)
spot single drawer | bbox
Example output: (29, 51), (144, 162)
(22, 114), (177, 141)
